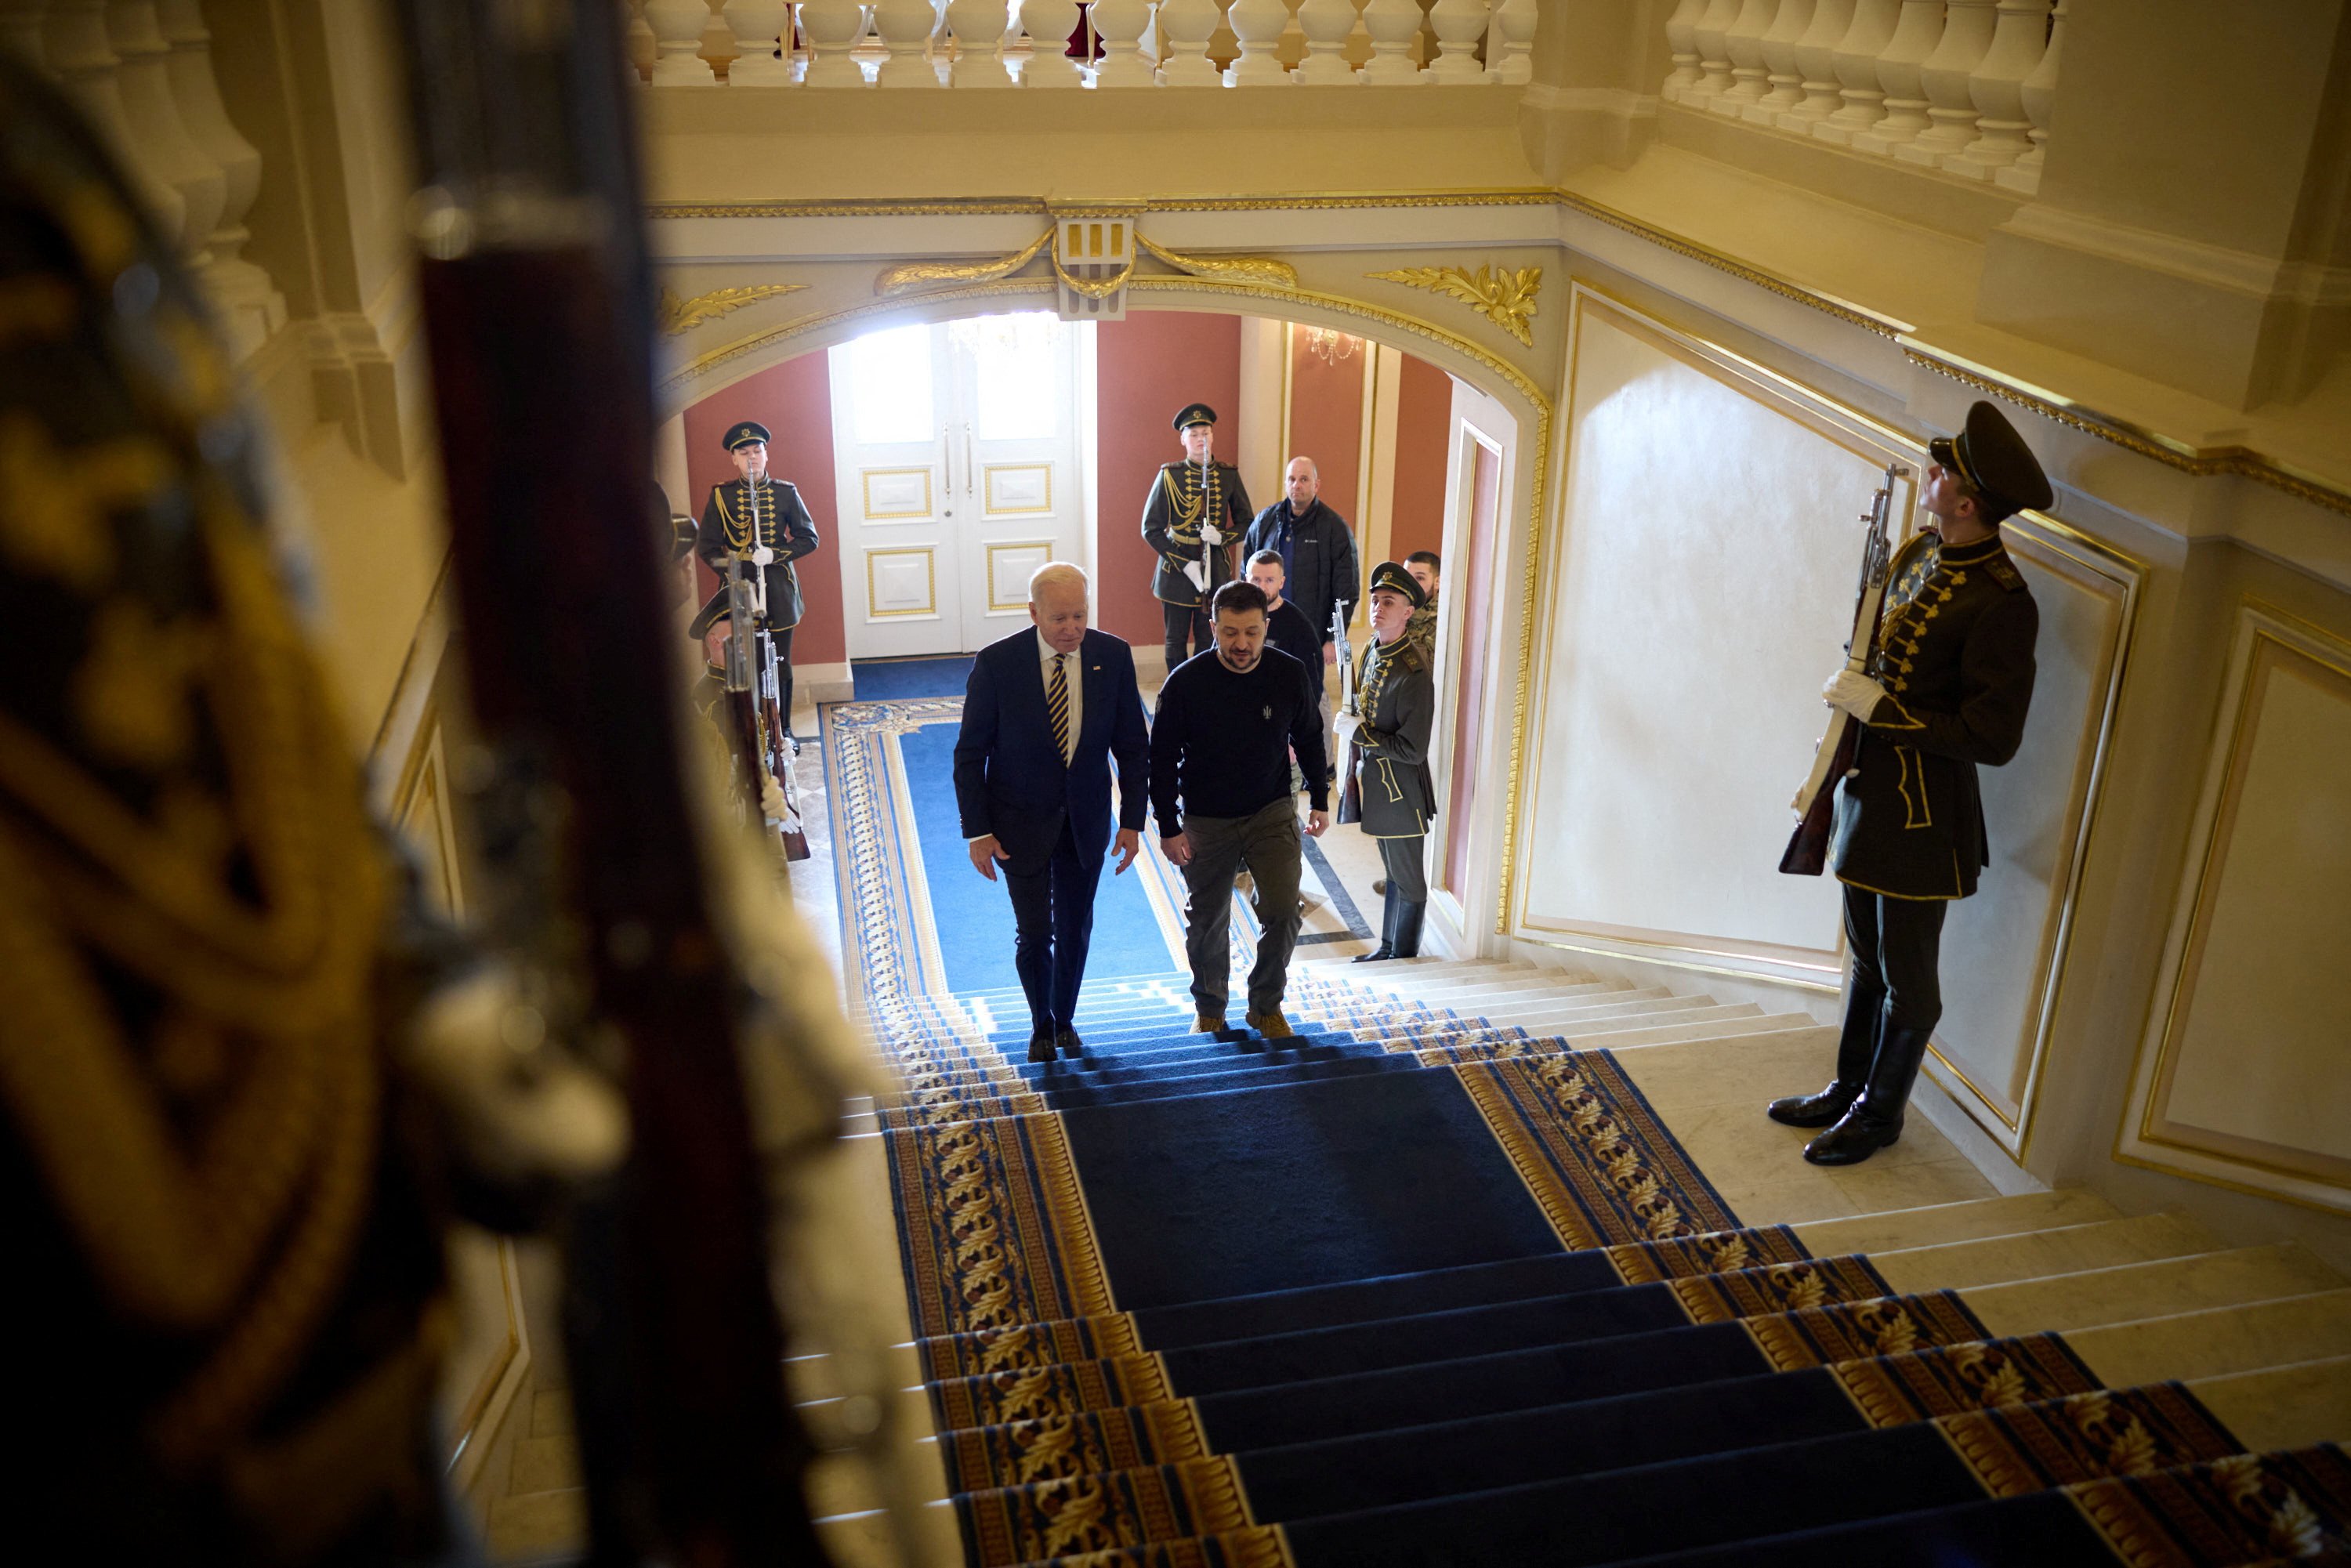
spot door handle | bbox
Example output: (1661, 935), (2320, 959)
(963, 424), (976, 508)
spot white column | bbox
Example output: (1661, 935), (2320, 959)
(1156, 0), (1220, 83)
(1947, 0), (2049, 179)
(1996, 0), (2063, 195)
(871, 0), (939, 84)
(1846, 0), (1940, 155)
(799, 0), (868, 82)
(2, 0), (51, 71)
(1661, 0), (1708, 102)
(1021, 0), (1087, 85)
(1775, 0), (1851, 131)
(1424, 0), (1486, 82)
(157, 0), (282, 357)
(1489, 0), (1531, 83)
(646, 0), (715, 79)
(1092, 0), (1156, 81)
(1294, 0), (1353, 81)
(1746, 0), (1813, 121)
(1894, 0), (1994, 165)
(106, 3), (219, 263)
(1713, 0), (1778, 114)
(1811, 0), (1899, 143)
(1360, 0), (1422, 82)
(1224, 0), (1285, 83)
(1686, 0), (1741, 104)
(946, 0), (1014, 83)
(724, 0), (792, 80)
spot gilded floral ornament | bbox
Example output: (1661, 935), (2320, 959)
(1366, 263), (1542, 346)
(875, 226), (1296, 299)
(655, 283), (809, 335)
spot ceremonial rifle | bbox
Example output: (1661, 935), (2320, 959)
(389, 4), (825, 1561)
(1334, 599), (1364, 822)
(1780, 462), (1907, 876)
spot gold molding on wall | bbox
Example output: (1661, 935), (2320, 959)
(985, 540), (1056, 611)
(981, 462), (1054, 516)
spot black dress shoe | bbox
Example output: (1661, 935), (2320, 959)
(1767, 1082), (1860, 1128)
(1055, 1027), (1084, 1059)
(1354, 885), (1400, 962)
(1768, 990), (1882, 1127)
(1802, 1107), (1903, 1165)
(1802, 1025), (1932, 1166)
(1027, 1027), (1056, 1063)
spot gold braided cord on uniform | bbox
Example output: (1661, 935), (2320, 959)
(716, 480), (782, 553)
(0, 502), (386, 1470)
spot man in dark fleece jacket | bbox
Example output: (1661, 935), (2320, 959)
(1150, 581), (1330, 1037)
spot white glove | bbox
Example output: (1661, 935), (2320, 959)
(1331, 712), (1363, 748)
(1201, 524), (1226, 547)
(752, 545), (775, 566)
(1183, 558), (1208, 592)
(1823, 669), (1889, 722)
(759, 777), (788, 820)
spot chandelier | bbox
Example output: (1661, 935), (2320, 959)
(1304, 325), (1361, 367)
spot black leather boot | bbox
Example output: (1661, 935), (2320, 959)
(1353, 886), (1400, 962)
(1766, 995), (1881, 1127)
(1804, 1026), (1931, 1165)
(1393, 900), (1426, 959)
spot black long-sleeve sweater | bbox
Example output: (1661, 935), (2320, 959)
(1150, 648), (1329, 832)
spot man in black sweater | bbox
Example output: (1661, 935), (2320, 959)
(1151, 581), (1331, 1037)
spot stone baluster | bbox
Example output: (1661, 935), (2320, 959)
(1894, 0), (1994, 165)
(1425, 0), (1485, 81)
(1224, 0), (1285, 82)
(946, 0), (1014, 83)
(46, 2), (184, 241)
(646, 0), (716, 79)
(799, 0), (868, 82)
(1092, 0), (1156, 81)
(1360, 0), (1422, 82)
(697, 0), (735, 73)
(1946, 0), (2049, 179)
(1812, 0), (1899, 142)
(621, 0), (657, 81)
(1295, 0), (1354, 81)
(1713, 0), (1777, 115)
(156, 0), (282, 357)
(724, 0), (792, 81)
(1746, 0), (1813, 121)
(1686, 0), (1741, 103)
(1157, 0), (1221, 84)
(1996, 0), (2063, 194)
(2, 0), (53, 71)
(106, 3), (220, 263)
(1775, 0), (1853, 130)
(1489, 0), (1532, 82)
(1661, 0), (1708, 102)
(871, 0), (940, 83)
(1846, 0), (1941, 155)
(1022, 0), (1087, 85)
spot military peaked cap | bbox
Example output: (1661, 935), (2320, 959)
(1172, 402), (1218, 431)
(1367, 560), (1425, 609)
(1929, 400), (2052, 522)
(723, 419), (771, 451)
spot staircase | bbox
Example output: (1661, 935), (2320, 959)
(488, 958), (2351, 1565)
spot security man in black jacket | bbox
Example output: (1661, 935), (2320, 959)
(1142, 403), (1254, 670)
(698, 420), (820, 747)
(1770, 401), (2052, 1165)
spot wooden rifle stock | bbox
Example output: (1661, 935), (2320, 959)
(389, 4), (824, 1561)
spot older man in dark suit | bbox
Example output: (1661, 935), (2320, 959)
(955, 563), (1152, 1061)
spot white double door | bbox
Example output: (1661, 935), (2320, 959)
(828, 313), (1089, 658)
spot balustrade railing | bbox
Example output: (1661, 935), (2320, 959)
(625, 1), (1531, 89)
(1661, 0), (2060, 194)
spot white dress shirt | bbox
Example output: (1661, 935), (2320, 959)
(1038, 628), (1081, 759)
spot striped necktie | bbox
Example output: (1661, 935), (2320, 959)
(1048, 653), (1072, 764)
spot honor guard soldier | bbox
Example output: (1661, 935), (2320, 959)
(1142, 402), (1254, 672)
(698, 420), (820, 749)
(1339, 563), (1438, 961)
(1770, 400), (2052, 1166)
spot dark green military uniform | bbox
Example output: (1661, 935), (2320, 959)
(698, 473), (818, 632)
(1342, 563), (1437, 959)
(1828, 531), (2038, 900)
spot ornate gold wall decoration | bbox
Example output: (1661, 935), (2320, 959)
(875, 226), (1296, 300)
(654, 283), (808, 335)
(876, 230), (1054, 297)
(1367, 263), (1542, 346)
(1133, 234), (1299, 290)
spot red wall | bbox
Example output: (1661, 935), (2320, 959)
(1285, 330), (1366, 529)
(1094, 313), (1242, 646)
(682, 352), (846, 667)
(1389, 354), (1453, 565)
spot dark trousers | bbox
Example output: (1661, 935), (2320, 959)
(1842, 882), (1947, 1035)
(1161, 601), (1209, 668)
(1179, 796), (1304, 1016)
(1378, 834), (1428, 902)
(772, 622), (795, 734)
(1004, 816), (1103, 1031)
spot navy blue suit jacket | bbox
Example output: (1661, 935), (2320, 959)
(953, 627), (1150, 871)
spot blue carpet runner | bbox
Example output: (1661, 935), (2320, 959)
(822, 698), (2350, 1566)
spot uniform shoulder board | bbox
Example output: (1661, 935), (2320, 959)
(1396, 642), (1431, 674)
(1984, 552), (2027, 592)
